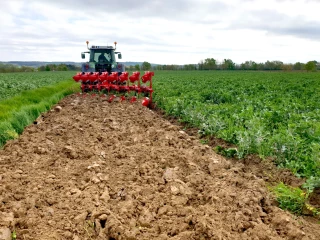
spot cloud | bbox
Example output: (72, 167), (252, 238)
(0, 0), (320, 64)
(229, 8), (320, 41)
(39, 0), (194, 19)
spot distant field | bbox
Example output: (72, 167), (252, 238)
(153, 71), (320, 180)
(0, 71), (74, 101)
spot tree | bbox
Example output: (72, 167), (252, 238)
(203, 58), (216, 70)
(1, 64), (16, 72)
(240, 61), (257, 70)
(125, 65), (134, 71)
(251, 62), (258, 70)
(134, 64), (140, 71)
(273, 61), (283, 70)
(240, 62), (247, 70)
(257, 63), (265, 70)
(293, 62), (303, 70)
(38, 66), (45, 71)
(66, 64), (81, 71)
(221, 59), (235, 70)
(57, 64), (68, 71)
(263, 60), (283, 70)
(183, 64), (197, 70)
(21, 66), (34, 72)
(198, 60), (204, 70)
(281, 64), (293, 71)
(305, 61), (317, 72)
(141, 61), (151, 71)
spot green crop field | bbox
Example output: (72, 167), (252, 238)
(0, 71), (78, 146)
(153, 71), (320, 182)
(0, 71), (75, 101)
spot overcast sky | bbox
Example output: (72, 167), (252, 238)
(0, 0), (319, 65)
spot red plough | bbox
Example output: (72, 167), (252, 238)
(73, 71), (154, 107)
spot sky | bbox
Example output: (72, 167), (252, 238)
(0, 0), (319, 65)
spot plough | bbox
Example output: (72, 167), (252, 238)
(73, 71), (154, 107)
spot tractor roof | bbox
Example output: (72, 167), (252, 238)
(90, 45), (114, 50)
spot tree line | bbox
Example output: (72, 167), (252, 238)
(37, 64), (81, 71)
(127, 59), (319, 72)
(1, 59), (318, 73)
(0, 63), (81, 73)
(197, 59), (319, 71)
(0, 63), (35, 73)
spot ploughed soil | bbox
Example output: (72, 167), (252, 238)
(0, 94), (319, 240)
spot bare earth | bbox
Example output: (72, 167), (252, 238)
(0, 94), (319, 240)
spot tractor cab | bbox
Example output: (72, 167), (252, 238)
(81, 41), (124, 73)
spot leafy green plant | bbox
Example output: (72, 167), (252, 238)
(271, 183), (307, 215)
(305, 203), (320, 218)
(83, 220), (95, 239)
(199, 139), (209, 144)
(11, 230), (17, 240)
(302, 177), (320, 193)
(214, 146), (238, 158)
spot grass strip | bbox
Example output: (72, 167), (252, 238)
(270, 182), (320, 217)
(0, 80), (79, 147)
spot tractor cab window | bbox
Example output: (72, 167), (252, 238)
(90, 49), (115, 63)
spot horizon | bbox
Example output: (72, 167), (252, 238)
(1, 59), (318, 67)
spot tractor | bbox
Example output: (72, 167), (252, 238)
(73, 41), (154, 107)
(80, 41), (125, 73)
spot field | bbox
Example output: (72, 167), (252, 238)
(0, 72), (74, 101)
(153, 71), (320, 182)
(0, 72), (78, 146)
(1, 95), (319, 239)
(0, 71), (320, 239)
